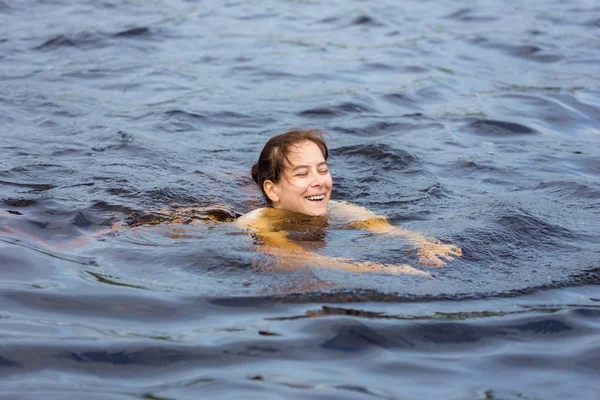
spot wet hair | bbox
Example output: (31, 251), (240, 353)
(251, 129), (328, 205)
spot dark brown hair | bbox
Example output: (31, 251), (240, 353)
(251, 129), (328, 205)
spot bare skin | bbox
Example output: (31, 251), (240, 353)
(2, 137), (461, 277)
(235, 201), (461, 276)
(242, 139), (462, 275)
(1, 200), (461, 278)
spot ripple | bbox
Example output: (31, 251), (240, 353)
(112, 27), (151, 38)
(34, 32), (104, 50)
(467, 119), (537, 137)
(4, 198), (37, 208)
(332, 144), (420, 171)
(297, 102), (376, 118)
(470, 37), (564, 63)
(444, 8), (500, 22)
(535, 181), (600, 200)
(510, 45), (564, 63)
(351, 15), (384, 27)
(332, 120), (440, 137)
(0, 180), (56, 192)
(380, 93), (420, 108)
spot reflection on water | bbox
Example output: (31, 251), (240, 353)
(1, 0), (599, 398)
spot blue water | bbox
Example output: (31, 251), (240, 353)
(1, 0), (599, 398)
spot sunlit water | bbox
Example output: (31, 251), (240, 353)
(1, 0), (599, 399)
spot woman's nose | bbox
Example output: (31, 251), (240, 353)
(310, 171), (325, 186)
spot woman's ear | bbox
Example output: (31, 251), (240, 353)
(263, 180), (280, 203)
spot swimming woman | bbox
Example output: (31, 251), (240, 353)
(0, 129), (461, 276)
(234, 129), (462, 275)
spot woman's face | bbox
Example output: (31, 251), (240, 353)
(265, 140), (332, 216)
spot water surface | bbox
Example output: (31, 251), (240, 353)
(1, 0), (599, 398)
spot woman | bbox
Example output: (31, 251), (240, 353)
(0, 129), (461, 276)
(235, 129), (462, 275)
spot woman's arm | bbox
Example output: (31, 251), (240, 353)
(332, 201), (462, 267)
(236, 208), (429, 276)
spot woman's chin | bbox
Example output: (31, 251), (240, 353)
(303, 202), (328, 216)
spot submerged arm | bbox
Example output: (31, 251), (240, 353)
(236, 208), (427, 276)
(334, 202), (462, 267)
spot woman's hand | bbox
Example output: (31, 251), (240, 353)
(416, 240), (462, 267)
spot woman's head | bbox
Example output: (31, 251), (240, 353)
(251, 129), (332, 216)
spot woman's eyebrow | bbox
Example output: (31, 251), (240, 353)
(290, 161), (327, 171)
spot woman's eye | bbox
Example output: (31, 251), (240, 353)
(319, 169), (328, 174)
(296, 172), (308, 177)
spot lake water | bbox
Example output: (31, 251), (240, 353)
(1, 0), (599, 398)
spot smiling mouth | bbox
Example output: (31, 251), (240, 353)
(305, 194), (325, 201)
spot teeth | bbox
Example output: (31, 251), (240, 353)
(306, 195), (325, 201)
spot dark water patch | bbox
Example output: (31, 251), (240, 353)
(573, 308), (600, 318)
(414, 83), (452, 102)
(135, 188), (215, 209)
(236, 12), (280, 21)
(0, 345), (232, 375)
(51, 148), (82, 156)
(466, 119), (537, 137)
(380, 93), (420, 109)
(106, 187), (136, 197)
(514, 318), (571, 334)
(332, 144), (420, 172)
(332, 121), (442, 137)
(329, 179), (370, 201)
(316, 14), (384, 28)
(207, 296), (273, 308)
(189, 110), (277, 128)
(351, 15), (384, 27)
(90, 200), (136, 216)
(321, 323), (389, 351)
(34, 32), (105, 51)
(535, 181), (600, 200)
(297, 102), (376, 118)
(359, 62), (396, 71)
(112, 27), (151, 38)
(0, 180), (55, 192)
(470, 37), (564, 63)
(418, 183), (453, 199)
(4, 198), (37, 208)
(246, 69), (300, 81)
(6, 291), (201, 322)
(34, 35), (77, 50)
(10, 164), (73, 177)
(90, 131), (134, 152)
(444, 8), (499, 22)
(317, 15), (341, 24)
(165, 109), (207, 121)
(310, 312), (587, 352)
(160, 109), (208, 132)
(0, 356), (21, 368)
(510, 45), (564, 63)
(451, 160), (502, 175)
(398, 65), (429, 74)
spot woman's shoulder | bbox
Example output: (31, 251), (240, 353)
(235, 208), (264, 227)
(327, 200), (381, 222)
(235, 207), (282, 229)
